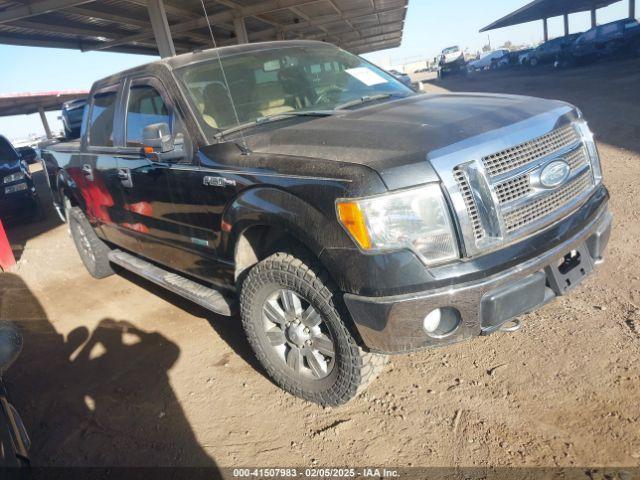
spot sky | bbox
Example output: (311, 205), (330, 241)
(0, 0), (631, 142)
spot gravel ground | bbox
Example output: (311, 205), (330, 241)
(0, 58), (639, 469)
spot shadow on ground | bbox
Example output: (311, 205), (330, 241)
(114, 267), (265, 378)
(0, 271), (220, 469)
(424, 58), (640, 154)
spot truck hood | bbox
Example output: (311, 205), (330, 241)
(247, 93), (577, 190)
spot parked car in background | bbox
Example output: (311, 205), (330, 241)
(438, 45), (466, 78)
(388, 69), (413, 88)
(42, 40), (611, 406)
(562, 19), (640, 66)
(525, 34), (580, 67)
(0, 136), (40, 223)
(14, 146), (38, 165)
(61, 97), (87, 140)
(467, 49), (510, 71)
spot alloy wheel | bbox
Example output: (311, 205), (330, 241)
(261, 289), (336, 379)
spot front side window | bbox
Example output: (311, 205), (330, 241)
(89, 90), (117, 147)
(176, 44), (413, 136)
(126, 84), (171, 147)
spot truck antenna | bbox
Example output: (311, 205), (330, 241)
(199, 0), (250, 153)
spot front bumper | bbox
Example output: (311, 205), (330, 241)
(344, 197), (612, 354)
(0, 183), (38, 222)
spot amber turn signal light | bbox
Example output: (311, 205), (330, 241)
(336, 201), (371, 250)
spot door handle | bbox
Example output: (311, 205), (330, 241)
(117, 168), (133, 188)
(81, 164), (93, 181)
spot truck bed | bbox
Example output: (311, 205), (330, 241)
(44, 138), (81, 153)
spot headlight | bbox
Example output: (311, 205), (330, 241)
(3, 172), (25, 184)
(576, 121), (602, 184)
(336, 184), (459, 266)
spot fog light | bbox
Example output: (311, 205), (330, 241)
(423, 307), (461, 338)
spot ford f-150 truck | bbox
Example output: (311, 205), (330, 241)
(41, 41), (612, 406)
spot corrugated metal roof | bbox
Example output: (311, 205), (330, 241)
(482, 0), (623, 32)
(0, 0), (408, 55)
(0, 90), (88, 116)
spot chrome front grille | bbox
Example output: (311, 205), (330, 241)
(503, 169), (594, 233)
(482, 124), (580, 177)
(453, 167), (484, 240)
(495, 174), (531, 204)
(431, 119), (599, 258)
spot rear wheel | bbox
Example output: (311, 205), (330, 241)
(68, 207), (114, 279)
(240, 252), (387, 406)
(529, 56), (539, 67)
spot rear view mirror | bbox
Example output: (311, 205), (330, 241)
(142, 123), (174, 153)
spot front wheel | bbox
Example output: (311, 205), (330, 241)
(240, 252), (386, 406)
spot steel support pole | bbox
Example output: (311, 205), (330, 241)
(591, 8), (597, 27)
(564, 13), (570, 36)
(147, 0), (176, 58)
(631, 0), (636, 19)
(233, 17), (249, 44)
(38, 107), (52, 139)
(543, 17), (549, 41)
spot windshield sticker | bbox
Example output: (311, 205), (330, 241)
(345, 67), (388, 86)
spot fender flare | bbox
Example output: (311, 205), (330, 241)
(219, 186), (349, 264)
(54, 168), (85, 213)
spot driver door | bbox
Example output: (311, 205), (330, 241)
(114, 76), (218, 277)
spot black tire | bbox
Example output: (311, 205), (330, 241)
(529, 56), (539, 67)
(68, 207), (114, 279)
(240, 252), (387, 406)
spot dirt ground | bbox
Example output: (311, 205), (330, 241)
(1, 58), (639, 470)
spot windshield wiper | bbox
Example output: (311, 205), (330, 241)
(215, 111), (337, 139)
(335, 94), (395, 111)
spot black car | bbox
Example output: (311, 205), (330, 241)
(564, 18), (640, 65)
(525, 34), (579, 67)
(42, 40), (610, 406)
(61, 97), (87, 140)
(0, 136), (40, 223)
(15, 146), (38, 165)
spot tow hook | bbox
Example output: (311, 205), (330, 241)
(499, 319), (522, 333)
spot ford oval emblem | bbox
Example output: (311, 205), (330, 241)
(540, 160), (571, 188)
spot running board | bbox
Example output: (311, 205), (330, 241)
(107, 249), (236, 316)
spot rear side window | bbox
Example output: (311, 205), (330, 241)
(126, 85), (171, 147)
(0, 137), (17, 162)
(89, 91), (117, 147)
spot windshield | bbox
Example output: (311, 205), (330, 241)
(176, 44), (413, 136)
(443, 47), (459, 54)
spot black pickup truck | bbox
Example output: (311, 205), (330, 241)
(41, 40), (612, 406)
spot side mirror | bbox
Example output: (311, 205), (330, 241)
(142, 123), (174, 153)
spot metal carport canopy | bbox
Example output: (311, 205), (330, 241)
(481, 0), (625, 31)
(0, 90), (88, 138)
(0, 0), (408, 56)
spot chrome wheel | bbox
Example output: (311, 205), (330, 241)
(262, 289), (336, 379)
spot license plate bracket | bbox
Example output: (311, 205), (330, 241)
(545, 243), (594, 295)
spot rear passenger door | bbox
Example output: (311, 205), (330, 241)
(71, 84), (137, 251)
